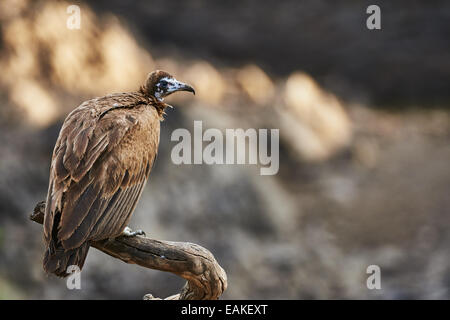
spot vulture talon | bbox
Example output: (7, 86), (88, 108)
(134, 229), (146, 237)
(122, 226), (146, 237)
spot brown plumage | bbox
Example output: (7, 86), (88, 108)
(43, 70), (195, 277)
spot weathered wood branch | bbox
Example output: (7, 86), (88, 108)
(30, 201), (227, 300)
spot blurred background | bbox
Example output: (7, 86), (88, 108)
(0, 0), (449, 299)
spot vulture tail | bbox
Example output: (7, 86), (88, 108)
(43, 242), (90, 278)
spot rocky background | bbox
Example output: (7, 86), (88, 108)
(0, 0), (449, 299)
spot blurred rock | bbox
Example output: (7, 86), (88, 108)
(10, 80), (58, 127)
(0, 0), (154, 126)
(183, 61), (226, 105)
(280, 72), (352, 161)
(236, 65), (274, 105)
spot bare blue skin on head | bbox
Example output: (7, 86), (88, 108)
(154, 76), (195, 101)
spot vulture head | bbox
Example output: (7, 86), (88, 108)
(143, 70), (195, 101)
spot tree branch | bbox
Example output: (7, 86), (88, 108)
(30, 201), (227, 300)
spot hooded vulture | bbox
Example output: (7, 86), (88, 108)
(43, 70), (195, 277)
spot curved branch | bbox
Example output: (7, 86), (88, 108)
(30, 201), (227, 300)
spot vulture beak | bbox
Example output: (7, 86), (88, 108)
(168, 79), (195, 95)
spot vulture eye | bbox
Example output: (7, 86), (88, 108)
(159, 80), (168, 88)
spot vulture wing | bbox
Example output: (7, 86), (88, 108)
(44, 95), (159, 251)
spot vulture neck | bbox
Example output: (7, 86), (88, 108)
(139, 87), (169, 119)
